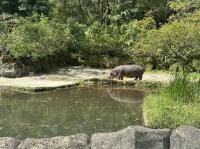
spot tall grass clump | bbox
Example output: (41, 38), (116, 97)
(163, 73), (200, 103)
(143, 72), (200, 128)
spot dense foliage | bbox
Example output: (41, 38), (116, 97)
(138, 21), (200, 70)
(0, 0), (200, 71)
(7, 15), (70, 60)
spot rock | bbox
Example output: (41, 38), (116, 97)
(170, 125), (200, 149)
(0, 63), (29, 78)
(17, 134), (89, 149)
(90, 126), (170, 149)
(0, 63), (16, 78)
(0, 137), (21, 149)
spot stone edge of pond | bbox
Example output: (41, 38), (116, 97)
(0, 82), (81, 93)
(1, 125), (199, 149)
(0, 77), (165, 93)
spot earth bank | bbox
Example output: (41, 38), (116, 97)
(0, 66), (171, 92)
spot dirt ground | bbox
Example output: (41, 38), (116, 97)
(0, 66), (172, 91)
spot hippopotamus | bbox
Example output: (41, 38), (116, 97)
(109, 64), (145, 80)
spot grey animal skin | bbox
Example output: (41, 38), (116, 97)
(109, 64), (145, 80)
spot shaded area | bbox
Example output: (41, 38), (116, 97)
(0, 86), (147, 139)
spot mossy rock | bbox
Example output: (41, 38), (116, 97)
(169, 63), (183, 72)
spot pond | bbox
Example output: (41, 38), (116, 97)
(0, 86), (151, 139)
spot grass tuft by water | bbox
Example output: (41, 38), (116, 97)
(164, 73), (200, 103)
(143, 72), (200, 128)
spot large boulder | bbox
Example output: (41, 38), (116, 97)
(17, 134), (89, 149)
(90, 126), (170, 149)
(170, 125), (200, 149)
(0, 137), (21, 149)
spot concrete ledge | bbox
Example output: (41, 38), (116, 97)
(0, 77), (164, 93)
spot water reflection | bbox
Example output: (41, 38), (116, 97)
(107, 88), (145, 104)
(0, 86), (145, 139)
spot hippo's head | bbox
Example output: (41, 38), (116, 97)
(109, 69), (117, 79)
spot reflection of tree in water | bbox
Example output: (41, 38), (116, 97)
(107, 88), (145, 104)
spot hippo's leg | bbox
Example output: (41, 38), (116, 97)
(139, 76), (142, 80)
(116, 71), (122, 80)
(117, 75), (122, 80)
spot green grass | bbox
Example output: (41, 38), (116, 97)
(143, 95), (200, 128)
(164, 73), (200, 103)
(189, 72), (200, 79)
(143, 73), (200, 128)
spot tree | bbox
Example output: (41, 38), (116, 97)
(18, 0), (51, 16)
(0, 0), (20, 14)
(7, 14), (71, 60)
(49, 0), (172, 25)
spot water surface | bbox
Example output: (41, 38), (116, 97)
(0, 86), (147, 139)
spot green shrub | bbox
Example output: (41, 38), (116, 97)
(192, 60), (200, 72)
(81, 22), (138, 67)
(7, 14), (71, 60)
(119, 20), (143, 47)
(0, 19), (10, 53)
(168, 0), (200, 20)
(169, 63), (183, 72)
(138, 21), (200, 70)
(86, 22), (124, 50)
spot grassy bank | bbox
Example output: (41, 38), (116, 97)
(143, 73), (200, 128)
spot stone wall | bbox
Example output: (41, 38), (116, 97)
(0, 126), (199, 149)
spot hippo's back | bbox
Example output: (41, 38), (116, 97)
(116, 65), (145, 72)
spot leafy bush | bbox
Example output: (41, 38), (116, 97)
(7, 14), (71, 60)
(81, 22), (139, 67)
(0, 23), (8, 54)
(168, 0), (200, 20)
(3, 12), (200, 71)
(192, 60), (200, 72)
(184, 11), (200, 24)
(138, 21), (200, 69)
(168, 63), (183, 72)
(0, 18), (12, 54)
(63, 18), (154, 68)
(86, 22), (124, 50)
